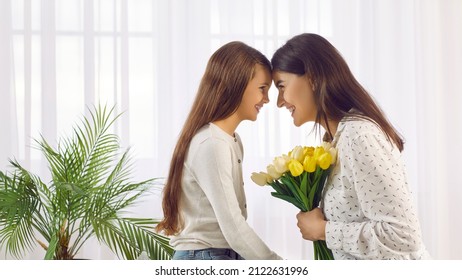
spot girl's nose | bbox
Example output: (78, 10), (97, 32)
(263, 92), (269, 104)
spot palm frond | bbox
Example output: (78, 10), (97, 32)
(87, 150), (154, 218)
(0, 167), (44, 258)
(72, 105), (121, 189)
(94, 217), (172, 260)
(44, 233), (59, 260)
(0, 104), (173, 259)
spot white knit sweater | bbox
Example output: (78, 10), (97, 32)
(170, 123), (281, 260)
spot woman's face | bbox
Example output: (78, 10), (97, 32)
(272, 71), (317, 127)
(236, 64), (271, 121)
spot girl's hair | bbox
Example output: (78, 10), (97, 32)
(271, 33), (404, 151)
(156, 42), (271, 235)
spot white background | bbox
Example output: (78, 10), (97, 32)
(1, 0), (461, 260)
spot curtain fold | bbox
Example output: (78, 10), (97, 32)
(414, 0), (462, 259)
(1, 0), (15, 165)
(1, 0), (461, 259)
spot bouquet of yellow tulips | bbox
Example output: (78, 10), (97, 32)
(251, 142), (337, 260)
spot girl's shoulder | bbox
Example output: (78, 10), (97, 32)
(191, 123), (237, 148)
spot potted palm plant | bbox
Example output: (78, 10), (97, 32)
(0, 105), (173, 260)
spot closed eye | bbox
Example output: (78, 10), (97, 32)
(275, 81), (285, 90)
(260, 84), (271, 92)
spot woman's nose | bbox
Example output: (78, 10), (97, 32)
(277, 91), (285, 107)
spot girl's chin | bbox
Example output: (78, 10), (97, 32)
(248, 114), (258, 122)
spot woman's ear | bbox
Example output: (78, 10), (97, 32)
(309, 78), (316, 92)
(305, 75), (316, 92)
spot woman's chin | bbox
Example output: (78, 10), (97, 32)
(293, 117), (308, 127)
(293, 118), (302, 127)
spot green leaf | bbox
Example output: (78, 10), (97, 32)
(282, 175), (308, 209)
(268, 181), (288, 195)
(271, 193), (307, 212)
(93, 217), (172, 260)
(0, 167), (47, 258)
(44, 234), (58, 260)
(300, 172), (308, 197)
(0, 104), (173, 259)
(313, 240), (334, 260)
(307, 179), (318, 210)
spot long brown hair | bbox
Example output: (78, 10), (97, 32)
(156, 42), (271, 235)
(271, 33), (404, 151)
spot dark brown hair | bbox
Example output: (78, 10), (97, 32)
(271, 33), (404, 151)
(156, 42), (271, 235)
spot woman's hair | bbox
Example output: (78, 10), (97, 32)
(156, 42), (271, 235)
(271, 33), (404, 151)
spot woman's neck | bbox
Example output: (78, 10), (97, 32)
(321, 119), (340, 141)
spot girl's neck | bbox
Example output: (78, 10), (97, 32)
(212, 115), (241, 137)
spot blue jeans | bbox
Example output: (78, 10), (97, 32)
(172, 248), (244, 260)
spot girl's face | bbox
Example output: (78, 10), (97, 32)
(272, 71), (317, 127)
(236, 64), (271, 121)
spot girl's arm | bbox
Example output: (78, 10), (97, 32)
(192, 137), (281, 260)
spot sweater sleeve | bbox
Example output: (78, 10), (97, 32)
(325, 129), (424, 259)
(191, 137), (281, 260)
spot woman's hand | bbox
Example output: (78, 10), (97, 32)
(296, 208), (327, 241)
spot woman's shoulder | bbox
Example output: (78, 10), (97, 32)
(338, 117), (397, 152)
(338, 117), (386, 142)
(340, 117), (382, 138)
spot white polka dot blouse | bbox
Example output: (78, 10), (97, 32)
(322, 117), (430, 259)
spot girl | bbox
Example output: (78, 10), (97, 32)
(271, 33), (429, 259)
(156, 41), (282, 260)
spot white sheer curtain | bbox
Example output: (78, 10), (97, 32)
(1, 0), (461, 259)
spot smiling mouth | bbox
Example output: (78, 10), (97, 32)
(288, 106), (295, 116)
(255, 105), (262, 112)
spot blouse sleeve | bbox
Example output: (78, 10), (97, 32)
(191, 137), (281, 260)
(325, 128), (423, 259)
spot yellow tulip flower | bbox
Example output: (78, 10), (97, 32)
(303, 155), (317, 173)
(328, 147), (337, 164)
(251, 172), (271, 186)
(273, 155), (290, 173)
(290, 145), (305, 162)
(267, 164), (282, 180)
(288, 160), (304, 177)
(249, 143), (335, 260)
(304, 146), (314, 157)
(318, 152), (333, 170)
(321, 141), (332, 151)
(313, 146), (325, 159)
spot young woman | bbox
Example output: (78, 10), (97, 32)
(271, 33), (430, 259)
(156, 42), (282, 260)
